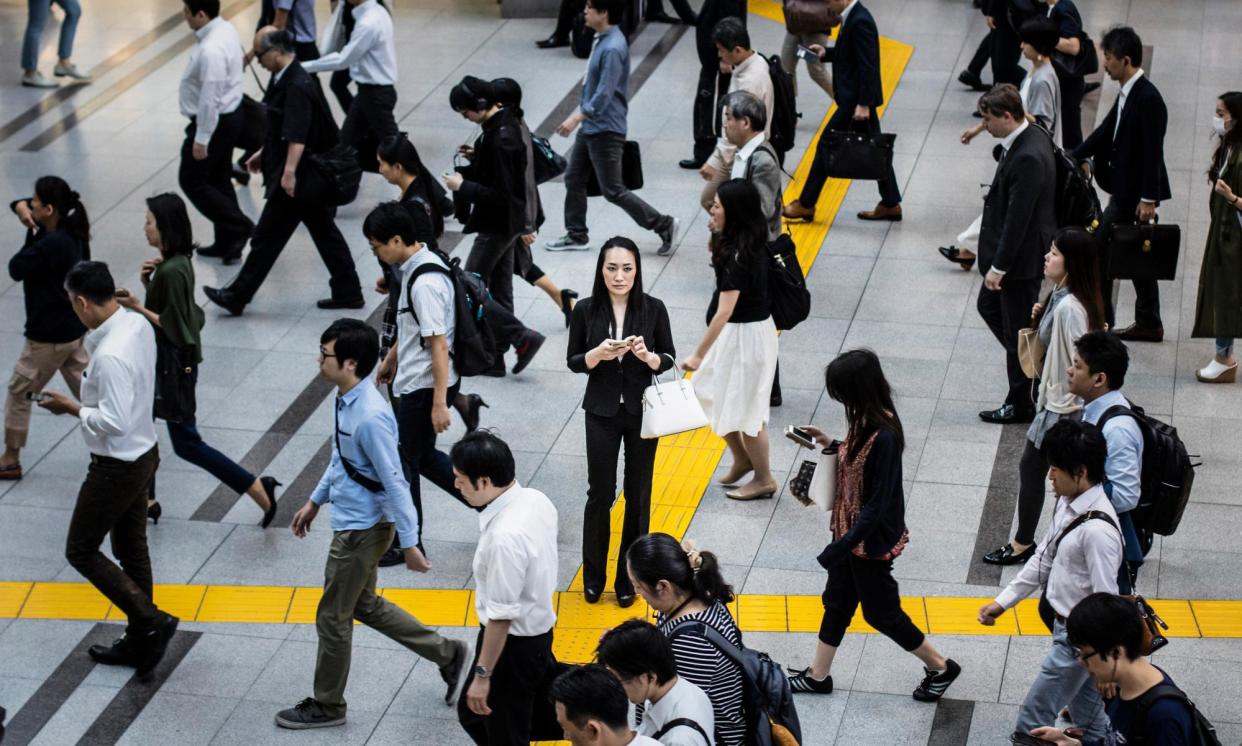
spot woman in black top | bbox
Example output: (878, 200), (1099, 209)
(2, 177), (90, 480)
(568, 236), (674, 606)
(787, 350), (961, 702)
(682, 179), (778, 501)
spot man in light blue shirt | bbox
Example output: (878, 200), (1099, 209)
(278, 319), (470, 730)
(1067, 331), (1146, 593)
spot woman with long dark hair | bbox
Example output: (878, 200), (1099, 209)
(567, 237), (674, 606)
(627, 532), (746, 746)
(1192, 91), (1242, 383)
(789, 350), (961, 701)
(2, 177), (91, 480)
(983, 227), (1106, 564)
(116, 193), (279, 526)
(682, 179), (778, 501)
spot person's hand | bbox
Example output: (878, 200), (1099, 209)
(629, 335), (660, 367)
(556, 111), (585, 137)
(115, 290), (140, 310)
(404, 546), (432, 573)
(806, 43), (826, 59)
(456, 144), (475, 161)
(594, 339), (628, 361)
(466, 676), (492, 715)
(1214, 178), (1237, 203)
(801, 424), (833, 448)
(14, 200), (36, 229)
(291, 501), (319, 538)
(246, 150), (263, 173)
(520, 232), (536, 246)
(1031, 301), (1044, 321)
(281, 169), (296, 197)
(1136, 201), (1157, 223)
(681, 353), (702, 372)
(961, 126), (979, 145)
(192, 142), (209, 161)
(431, 402), (451, 433)
(375, 355), (396, 385)
(699, 163), (720, 182)
(984, 268), (1004, 291)
(1028, 727), (1082, 746)
(853, 104), (870, 121)
(244, 48), (257, 65)
(374, 275), (389, 295)
(37, 390), (79, 416)
(977, 601), (1005, 626)
(985, 15), (996, 29)
(718, 59), (733, 74)
(443, 172), (465, 192)
(1096, 679), (1119, 700)
(140, 256), (163, 277)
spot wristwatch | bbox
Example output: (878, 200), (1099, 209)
(473, 664), (492, 679)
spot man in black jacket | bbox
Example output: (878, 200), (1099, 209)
(1073, 26), (1171, 342)
(204, 29), (363, 316)
(985, 0), (1025, 87)
(680, 0), (745, 169)
(976, 84), (1057, 424)
(782, 0), (902, 223)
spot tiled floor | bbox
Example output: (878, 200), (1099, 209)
(2, 0), (1242, 744)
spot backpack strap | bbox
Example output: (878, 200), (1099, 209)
(1052, 509), (1121, 554)
(1096, 403), (1140, 432)
(652, 718), (711, 745)
(1135, 683), (1194, 737)
(402, 254), (452, 318)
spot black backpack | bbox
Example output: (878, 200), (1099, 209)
(1033, 123), (1102, 231)
(403, 249), (497, 377)
(767, 232), (811, 331)
(1097, 404), (1199, 541)
(653, 717), (711, 745)
(1134, 683), (1223, 746)
(764, 53), (800, 162)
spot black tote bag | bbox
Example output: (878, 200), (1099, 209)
(820, 127), (896, 181)
(585, 140), (644, 197)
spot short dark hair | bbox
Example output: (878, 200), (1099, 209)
(1041, 419), (1107, 485)
(1019, 17), (1060, 58)
(146, 193), (195, 257)
(1067, 593), (1148, 661)
(1075, 331), (1129, 390)
(259, 28), (297, 55)
(362, 201), (418, 245)
(449, 429), (516, 488)
(64, 260), (115, 305)
(712, 17), (750, 50)
(551, 665), (630, 731)
(722, 90), (767, 133)
(320, 319), (380, 379)
(978, 83), (1025, 121)
(449, 76), (495, 113)
(585, 0), (625, 24)
(596, 620), (678, 685)
(183, 0), (220, 19)
(1100, 25), (1143, 67)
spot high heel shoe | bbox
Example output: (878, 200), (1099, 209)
(725, 482), (777, 501)
(560, 288), (579, 329)
(1196, 359), (1238, 383)
(717, 462), (753, 486)
(147, 501), (162, 525)
(938, 245), (976, 271)
(457, 394), (489, 433)
(259, 476), (282, 528)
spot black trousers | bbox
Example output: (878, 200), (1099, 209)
(819, 554), (924, 650)
(583, 408), (656, 594)
(227, 189), (362, 305)
(1057, 73), (1085, 151)
(977, 274), (1040, 413)
(967, 29), (992, 76)
(799, 106), (902, 209)
(1098, 197), (1162, 329)
(396, 382), (473, 547)
(340, 83), (398, 173)
(1014, 437), (1051, 545)
(692, 65), (730, 163)
(551, 0), (585, 38)
(990, 17), (1024, 86)
(458, 628), (556, 746)
(467, 232), (519, 314)
(330, 69), (354, 112)
(646, 0), (696, 21)
(180, 111), (254, 247)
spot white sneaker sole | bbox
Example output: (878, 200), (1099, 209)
(446, 640), (474, 707)
(274, 715), (346, 729)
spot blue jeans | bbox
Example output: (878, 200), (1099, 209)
(22, 0), (81, 70)
(1016, 620), (1109, 741)
(1217, 337), (1234, 357)
(156, 367), (255, 496)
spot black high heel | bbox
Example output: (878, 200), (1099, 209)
(147, 501), (162, 525)
(560, 288), (578, 329)
(460, 394), (489, 433)
(259, 476), (282, 529)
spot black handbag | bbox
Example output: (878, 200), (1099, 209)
(236, 94), (268, 152)
(1053, 33), (1099, 78)
(1107, 220), (1181, 281)
(297, 143), (363, 206)
(767, 233), (811, 331)
(586, 140), (644, 197)
(820, 126), (896, 181)
(532, 135), (567, 184)
(153, 340), (195, 423)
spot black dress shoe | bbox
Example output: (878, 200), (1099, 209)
(957, 69), (989, 92)
(204, 286), (246, 316)
(535, 35), (569, 49)
(136, 613), (179, 676)
(584, 587), (602, 604)
(1114, 323), (1164, 343)
(678, 158), (704, 170)
(615, 589), (636, 608)
(317, 296), (366, 310)
(89, 635), (139, 667)
(259, 476), (282, 529)
(938, 245), (976, 271)
(978, 404), (1035, 424)
(197, 236), (247, 265)
(981, 543), (1035, 566)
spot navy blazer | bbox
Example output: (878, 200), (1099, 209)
(1073, 74), (1172, 208)
(826, 2), (884, 110)
(979, 125), (1059, 280)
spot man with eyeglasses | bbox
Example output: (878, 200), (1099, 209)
(976, 419), (1123, 743)
(276, 319), (469, 730)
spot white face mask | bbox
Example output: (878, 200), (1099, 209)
(1214, 116), (1229, 136)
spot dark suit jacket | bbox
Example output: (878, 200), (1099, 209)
(979, 125), (1058, 280)
(567, 296), (675, 417)
(695, 0), (746, 65)
(261, 61), (336, 198)
(1073, 74), (1172, 208)
(825, 2), (884, 110)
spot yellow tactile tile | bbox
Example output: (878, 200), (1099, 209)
(285, 587), (324, 624)
(925, 597), (1015, 636)
(196, 585), (293, 623)
(465, 591), (480, 628)
(0, 581), (33, 617)
(556, 592), (648, 629)
(1190, 601), (1242, 638)
(552, 628), (606, 665)
(738, 595), (788, 632)
(1013, 598), (1052, 636)
(1146, 599), (1200, 638)
(786, 594), (825, 633)
(847, 597), (929, 635)
(21, 582), (110, 620)
(106, 584), (206, 623)
(381, 589), (472, 627)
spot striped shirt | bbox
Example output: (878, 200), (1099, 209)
(658, 601), (747, 746)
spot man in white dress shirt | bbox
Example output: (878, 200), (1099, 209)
(552, 665), (664, 746)
(39, 262), (179, 677)
(977, 418), (1123, 743)
(452, 430), (559, 746)
(301, 0), (398, 172)
(179, 0), (254, 261)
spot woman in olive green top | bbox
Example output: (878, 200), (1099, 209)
(116, 193), (280, 526)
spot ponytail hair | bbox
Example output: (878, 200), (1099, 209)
(34, 176), (90, 259)
(626, 533), (734, 606)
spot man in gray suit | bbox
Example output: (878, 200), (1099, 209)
(976, 84), (1057, 425)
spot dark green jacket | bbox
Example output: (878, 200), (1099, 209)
(1192, 146), (1242, 339)
(144, 254), (205, 364)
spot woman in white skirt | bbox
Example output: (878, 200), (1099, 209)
(682, 179), (779, 501)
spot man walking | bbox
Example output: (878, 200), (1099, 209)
(179, 0), (254, 263)
(680, 0), (744, 170)
(39, 261), (178, 677)
(204, 28), (364, 315)
(276, 319), (468, 729)
(700, 18), (773, 211)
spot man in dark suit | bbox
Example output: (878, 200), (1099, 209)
(679, 0), (745, 170)
(976, 84), (1057, 424)
(1073, 26), (1171, 342)
(204, 29), (363, 316)
(781, 0), (902, 223)
(985, 0), (1025, 87)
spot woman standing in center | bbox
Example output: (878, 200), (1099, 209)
(682, 179), (779, 501)
(567, 236), (675, 606)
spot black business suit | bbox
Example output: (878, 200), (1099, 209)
(985, 0), (1024, 87)
(691, 0), (746, 163)
(567, 296), (674, 596)
(1073, 72), (1172, 329)
(977, 124), (1057, 414)
(798, 2), (900, 209)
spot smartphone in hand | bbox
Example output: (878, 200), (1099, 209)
(24, 391), (49, 403)
(784, 425), (817, 449)
(796, 45), (819, 62)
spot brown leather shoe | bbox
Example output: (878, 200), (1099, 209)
(782, 202), (815, 221)
(1114, 323), (1164, 343)
(858, 203), (903, 221)
(0, 462), (21, 480)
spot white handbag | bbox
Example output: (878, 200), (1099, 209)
(640, 362), (708, 439)
(790, 442), (838, 512)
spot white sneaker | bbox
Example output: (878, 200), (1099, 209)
(53, 63), (92, 82)
(545, 234), (591, 251)
(21, 70), (58, 88)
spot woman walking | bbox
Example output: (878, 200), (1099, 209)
(567, 237), (675, 606)
(116, 193), (279, 525)
(788, 350), (962, 701)
(982, 227), (1106, 564)
(1192, 91), (1242, 383)
(20, 0), (90, 88)
(682, 179), (778, 501)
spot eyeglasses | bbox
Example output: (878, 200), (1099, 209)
(318, 347), (337, 359)
(1071, 647), (1101, 664)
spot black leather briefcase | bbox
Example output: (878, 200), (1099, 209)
(1107, 221), (1181, 281)
(822, 128), (897, 181)
(586, 140), (644, 197)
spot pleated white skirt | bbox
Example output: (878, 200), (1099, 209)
(693, 317), (779, 437)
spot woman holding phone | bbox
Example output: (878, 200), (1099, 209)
(567, 236), (675, 606)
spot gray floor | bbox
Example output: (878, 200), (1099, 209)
(2, 0), (1242, 743)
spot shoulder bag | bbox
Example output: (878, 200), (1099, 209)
(153, 339), (196, 423)
(789, 441), (839, 512)
(531, 134), (567, 184)
(1018, 327), (1045, 379)
(640, 359), (709, 439)
(782, 0), (836, 34)
(1107, 218), (1181, 281)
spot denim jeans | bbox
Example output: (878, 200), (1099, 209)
(1218, 337), (1234, 357)
(22, 0), (81, 70)
(1016, 620), (1109, 741)
(563, 131), (667, 240)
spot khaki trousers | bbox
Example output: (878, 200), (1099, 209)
(313, 523), (457, 716)
(5, 338), (87, 450)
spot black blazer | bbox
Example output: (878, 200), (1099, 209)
(823, 2), (883, 110)
(978, 125), (1058, 280)
(1073, 74), (1172, 208)
(458, 107), (528, 237)
(567, 296), (676, 418)
(261, 62), (336, 197)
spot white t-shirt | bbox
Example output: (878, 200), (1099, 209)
(637, 678), (716, 746)
(394, 248), (458, 395)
